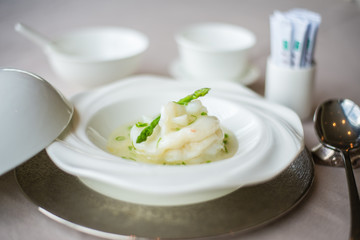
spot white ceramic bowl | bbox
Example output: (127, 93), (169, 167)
(45, 27), (148, 88)
(175, 22), (256, 81)
(46, 75), (304, 206)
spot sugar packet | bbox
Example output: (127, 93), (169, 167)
(270, 9), (321, 68)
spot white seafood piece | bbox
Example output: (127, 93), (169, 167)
(130, 99), (224, 163)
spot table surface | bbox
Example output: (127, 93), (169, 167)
(1, 0), (360, 239)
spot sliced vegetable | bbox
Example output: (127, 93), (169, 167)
(136, 88), (210, 143)
(175, 88), (210, 106)
(136, 115), (161, 143)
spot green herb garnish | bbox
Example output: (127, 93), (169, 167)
(115, 136), (126, 141)
(136, 88), (210, 143)
(156, 137), (162, 148)
(136, 122), (148, 128)
(223, 133), (229, 153)
(121, 156), (136, 161)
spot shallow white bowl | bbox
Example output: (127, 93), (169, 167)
(45, 27), (148, 88)
(46, 75), (304, 206)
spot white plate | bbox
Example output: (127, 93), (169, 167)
(16, 148), (314, 239)
(46, 75), (304, 206)
(169, 59), (260, 85)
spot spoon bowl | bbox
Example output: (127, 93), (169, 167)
(314, 99), (360, 239)
(315, 99), (360, 151)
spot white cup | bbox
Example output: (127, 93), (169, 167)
(175, 23), (256, 81)
(265, 58), (316, 120)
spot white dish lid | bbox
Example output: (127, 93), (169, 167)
(0, 69), (73, 175)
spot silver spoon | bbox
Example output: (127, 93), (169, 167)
(314, 99), (360, 239)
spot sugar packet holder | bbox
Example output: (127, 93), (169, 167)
(266, 9), (320, 120)
(265, 58), (316, 120)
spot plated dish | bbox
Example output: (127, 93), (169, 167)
(46, 75), (304, 206)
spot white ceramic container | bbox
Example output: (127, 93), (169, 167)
(45, 27), (149, 88)
(175, 23), (256, 81)
(265, 58), (316, 120)
(46, 75), (304, 206)
(16, 24), (149, 88)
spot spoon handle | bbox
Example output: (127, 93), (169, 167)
(343, 150), (360, 240)
(15, 23), (52, 48)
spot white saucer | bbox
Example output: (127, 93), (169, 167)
(169, 59), (260, 85)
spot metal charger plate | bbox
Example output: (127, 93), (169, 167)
(15, 149), (314, 239)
